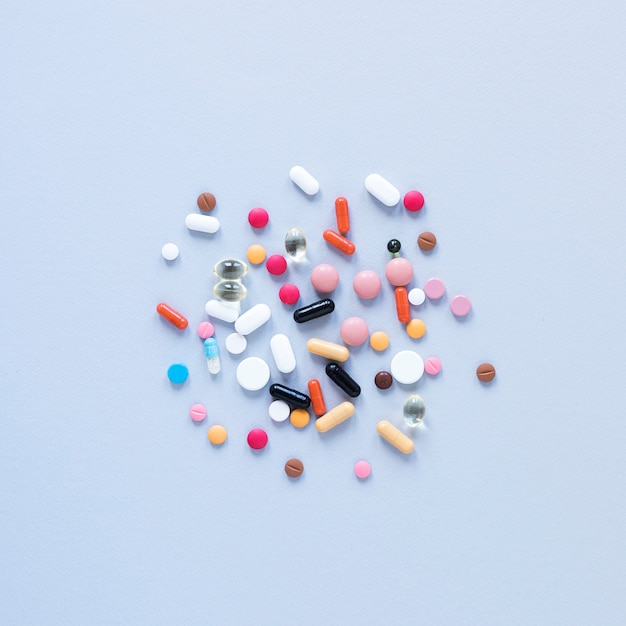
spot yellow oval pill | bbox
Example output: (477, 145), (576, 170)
(406, 319), (426, 339)
(369, 331), (389, 351)
(306, 338), (350, 362)
(290, 408), (310, 428)
(246, 244), (266, 265)
(316, 401), (355, 433)
(208, 424), (228, 445)
(376, 420), (414, 454)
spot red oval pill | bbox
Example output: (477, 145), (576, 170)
(156, 302), (188, 329)
(323, 229), (355, 255)
(247, 428), (268, 450)
(335, 197), (350, 234)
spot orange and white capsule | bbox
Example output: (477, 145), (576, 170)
(377, 420), (414, 454)
(307, 379), (327, 416)
(323, 229), (355, 255)
(394, 287), (410, 323)
(156, 302), (188, 329)
(335, 197), (350, 235)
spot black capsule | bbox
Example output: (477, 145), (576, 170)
(325, 363), (361, 398)
(387, 239), (401, 254)
(293, 298), (335, 323)
(269, 383), (311, 409)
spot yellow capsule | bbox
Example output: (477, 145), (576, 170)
(406, 319), (426, 339)
(208, 424), (228, 445)
(306, 338), (349, 362)
(376, 420), (414, 454)
(246, 244), (266, 265)
(369, 330), (389, 351)
(316, 401), (355, 433)
(290, 408), (310, 428)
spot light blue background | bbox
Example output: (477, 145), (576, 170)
(2, 1), (625, 624)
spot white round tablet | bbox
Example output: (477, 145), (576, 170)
(408, 288), (426, 306)
(225, 332), (247, 355)
(268, 400), (290, 423)
(161, 243), (179, 261)
(390, 350), (424, 384)
(236, 357), (270, 391)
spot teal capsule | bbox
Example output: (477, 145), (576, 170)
(213, 279), (247, 302)
(403, 394), (425, 427)
(213, 258), (248, 280)
(285, 227), (306, 262)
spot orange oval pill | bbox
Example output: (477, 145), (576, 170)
(156, 302), (188, 329)
(335, 197), (350, 235)
(307, 379), (327, 416)
(394, 288), (410, 324)
(323, 229), (355, 255)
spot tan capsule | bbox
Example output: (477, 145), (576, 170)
(316, 402), (355, 433)
(306, 338), (350, 362)
(376, 420), (414, 454)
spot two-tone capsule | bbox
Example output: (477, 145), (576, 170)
(325, 363), (361, 398)
(269, 383), (311, 409)
(293, 299), (335, 323)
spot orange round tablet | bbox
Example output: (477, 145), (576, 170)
(369, 331), (389, 351)
(208, 424), (227, 445)
(247, 244), (266, 265)
(406, 319), (426, 339)
(290, 408), (310, 429)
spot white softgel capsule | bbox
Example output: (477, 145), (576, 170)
(270, 333), (296, 373)
(185, 213), (220, 234)
(234, 303), (271, 335)
(289, 165), (319, 196)
(364, 173), (400, 207)
(205, 299), (240, 323)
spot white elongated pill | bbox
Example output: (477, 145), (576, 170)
(364, 173), (400, 207)
(185, 213), (220, 234)
(234, 303), (271, 335)
(270, 333), (296, 373)
(289, 165), (319, 196)
(205, 299), (240, 323)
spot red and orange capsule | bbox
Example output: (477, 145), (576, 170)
(394, 287), (410, 324)
(323, 229), (356, 255)
(308, 378), (327, 416)
(335, 197), (350, 235)
(156, 302), (189, 329)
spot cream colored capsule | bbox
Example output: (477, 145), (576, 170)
(376, 420), (414, 454)
(306, 338), (349, 362)
(316, 402), (355, 433)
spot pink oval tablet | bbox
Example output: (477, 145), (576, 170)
(450, 295), (472, 317)
(403, 190), (425, 212)
(311, 263), (339, 293)
(424, 278), (446, 300)
(197, 321), (215, 339)
(279, 284), (300, 304)
(247, 428), (268, 450)
(189, 403), (207, 422)
(248, 207), (269, 228)
(266, 254), (287, 275)
(385, 257), (414, 287)
(353, 270), (381, 299)
(340, 317), (369, 346)
(424, 357), (442, 375)
(354, 460), (371, 479)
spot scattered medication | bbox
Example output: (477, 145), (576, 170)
(266, 254), (288, 275)
(424, 357), (442, 376)
(279, 284), (300, 305)
(406, 319), (426, 339)
(325, 363), (361, 398)
(323, 229), (356, 255)
(353, 270), (382, 299)
(340, 317), (369, 346)
(167, 363), (189, 384)
(417, 231), (437, 251)
(197, 321), (215, 339)
(248, 207), (269, 228)
(390, 350), (424, 384)
(185, 213), (220, 234)
(234, 303), (271, 335)
(376, 420), (414, 454)
(247, 428), (268, 450)
(385, 258), (414, 287)
(268, 400), (291, 422)
(424, 278), (446, 300)
(189, 403), (207, 422)
(290, 408), (310, 428)
(225, 332), (247, 355)
(214, 259), (248, 280)
(285, 227), (306, 262)
(197, 192), (216, 211)
(387, 239), (401, 254)
(270, 383), (311, 409)
(205, 299), (240, 323)
(285, 458), (304, 478)
(204, 338), (221, 374)
(354, 460), (371, 479)
(408, 288), (426, 306)
(306, 338), (349, 362)
(364, 173), (400, 206)
(270, 333), (296, 373)
(247, 244), (267, 265)
(450, 295), (472, 317)
(403, 394), (425, 427)
(161, 243), (179, 261)
(476, 362), (496, 382)
(369, 331), (390, 352)
(236, 357), (270, 391)
(316, 401), (355, 433)
(394, 287), (411, 323)
(289, 165), (319, 195)
(403, 190), (424, 212)
(307, 379), (326, 416)
(335, 197), (350, 234)
(213, 280), (248, 302)
(157, 302), (189, 330)
(293, 299), (335, 323)
(374, 371), (393, 390)
(208, 424), (228, 445)
(310, 264), (339, 293)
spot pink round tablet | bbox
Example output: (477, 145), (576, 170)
(403, 190), (425, 212)
(340, 317), (369, 346)
(248, 207), (269, 228)
(266, 254), (287, 275)
(424, 357), (442, 376)
(353, 270), (381, 299)
(247, 428), (268, 450)
(311, 263), (339, 293)
(354, 460), (371, 479)
(450, 295), (472, 317)
(385, 258), (414, 287)
(424, 278), (446, 300)
(189, 403), (207, 422)
(279, 284), (300, 304)
(197, 321), (215, 339)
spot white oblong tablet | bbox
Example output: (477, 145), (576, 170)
(161, 243), (179, 261)
(364, 173), (400, 207)
(225, 332), (247, 355)
(205, 299), (239, 323)
(408, 288), (426, 306)
(289, 165), (320, 196)
(185, 213), (220, 234)
(236, 357), (270, 391)
(269, 333), (296, 374)
(234, 303), (271, 335)
(390, 350), (424, 384)
(268, 400), (290, 423)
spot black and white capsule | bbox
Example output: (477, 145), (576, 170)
(293, 298), (335, 323)
(325, 363), (361, 398)
(269, 383), (311, 409)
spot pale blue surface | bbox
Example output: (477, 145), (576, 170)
(1, 1), (626, 624)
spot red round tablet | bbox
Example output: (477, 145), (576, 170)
(403, 191), (425, 212)
(247, 428), (268, 450)
(248, 207), (269, 228)
(279, 284), (300, 304)
(266, 254), (287, 275)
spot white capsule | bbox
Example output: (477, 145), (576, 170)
(270, 333), (296, 373)
(185, 213), (220, 234)
(364, 173), (400, 207)
(205, 299), (240, 323)
(289, 165), (319, 196)
(234, 303), (271, 335)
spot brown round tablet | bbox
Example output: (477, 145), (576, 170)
(417, 231), (437, 251)
(476, 363), (496, 382)
(374, 371), (393, 390)
(197, 192), (216, 211)
(284, 458), (304, 478)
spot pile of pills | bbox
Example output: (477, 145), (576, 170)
(158, 167), (496, 480)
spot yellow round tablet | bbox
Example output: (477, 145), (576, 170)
(246, 244), (266, 265)
(369, 330), (389, 351)
(290, 408), (310, 429)
(208, 424), (227, 445)
(406, 319), (426, 339)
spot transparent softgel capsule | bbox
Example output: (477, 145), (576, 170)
(204, 338), (221, 374)
(213, 279), (248, 302)
(285, 227), (306, 262)
(213, 258), (248, 280)
(403, 394), (426, 427)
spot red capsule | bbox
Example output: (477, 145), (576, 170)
(156, 302), (189, 329)
(323, 229), (356, 255)
(394, 287), (410, 324)
(307, 378), (327, 417)
(335, 197), (350, 235)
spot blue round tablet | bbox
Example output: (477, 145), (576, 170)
(167, 363), (189, 384)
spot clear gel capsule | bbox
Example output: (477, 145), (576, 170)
(285, 227), (306, 262)
(213, 258), (248, 280)
(204, 338), (221, 374)
(403, 394), (425, 427)
(213, 279), (248, 302)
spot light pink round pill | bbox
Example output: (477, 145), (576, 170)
(354, 460), (371, 479)
(385, 257), (414, 287)
(424, 278), (446, 300)
(189, 403), (207, 422)
(353, 270), (381, 299)
(340, 317), (369, 346)
(197, 321), (215, 339)
(311, 264), (339, 293)
(424, 357), (442, 375)
(450, 295), (472, 317)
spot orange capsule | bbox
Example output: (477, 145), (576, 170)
(394, 287), (410, 323)
(308, 378), (327, 416)
(156, 302), (189, 330)
(323, 229), (356, 255)
(335, 197), (350, 235)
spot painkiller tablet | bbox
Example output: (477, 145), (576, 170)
(236, 357), (270, 391)
(270, 333), (296, 373)
(205, 299), (240, 323)
(268, 400), (291, 423)
(225, 332), (247, 355)
(185, 213), (220, 234)
(289, 165), (319, 195)
(234, 303), (271, 335)
(161, 243), (179, 261)
(364, 173), (400, 206)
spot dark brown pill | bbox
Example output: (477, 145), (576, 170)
(284, 458), (304, 478)
(417, 231), (437, 251)
(476, 363), (496, 382)
(197, 192), (216, 211)
(374, 371), (393, 390)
